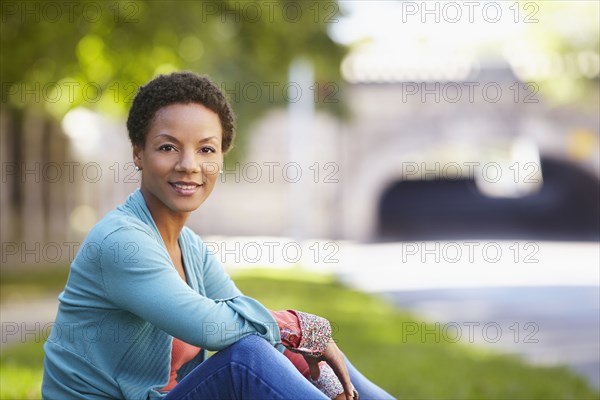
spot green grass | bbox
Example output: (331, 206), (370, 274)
(1, 267), (599, 399)
(1, 341), (45, 399)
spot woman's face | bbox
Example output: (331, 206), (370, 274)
(134, 102), (223, 217)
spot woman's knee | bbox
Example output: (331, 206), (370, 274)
(226, 334), (278, 364)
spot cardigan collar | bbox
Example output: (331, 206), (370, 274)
(119, 188), (167, 247)
(118, 189), (200, 293)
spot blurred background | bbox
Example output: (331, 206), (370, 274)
(1, 0), (599, 398)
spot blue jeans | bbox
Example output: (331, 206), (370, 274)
(164, 335), (395, 400)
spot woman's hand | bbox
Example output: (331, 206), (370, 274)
(303, 340), (357, 400)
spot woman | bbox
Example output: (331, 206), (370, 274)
(42, 72), (394, 400)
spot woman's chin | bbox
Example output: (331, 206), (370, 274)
(173, 197), (206, 213)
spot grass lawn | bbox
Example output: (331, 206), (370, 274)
(1, 267), (598, 399)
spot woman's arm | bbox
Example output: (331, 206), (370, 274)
(98, 227), (280, 350)
(273, 312), (346, 399)
(201, 242), (330, 356)
(284, 350), (348, 400)
(200, 241), (353, 399)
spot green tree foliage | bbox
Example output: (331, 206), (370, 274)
(1, 0), (347, 158)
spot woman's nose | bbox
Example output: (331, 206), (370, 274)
(176, 151), (200, 173)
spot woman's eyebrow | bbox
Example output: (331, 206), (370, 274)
(152, 134), (219, 144)
(153, 133), (180, 143)
(198, 136), (219, 143)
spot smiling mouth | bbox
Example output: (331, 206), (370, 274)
(171, 182), (201, 190)
(169, 181), (203, 195)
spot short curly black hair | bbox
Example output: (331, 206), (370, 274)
(126, 72), (235, 153)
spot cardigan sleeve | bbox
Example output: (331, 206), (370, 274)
(201, 250), (340, 397)
(98, 227), (280, 350)
(199, 239), (333, 356)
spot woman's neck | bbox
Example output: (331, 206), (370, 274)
(155, 216), (186, 250)
(140, 188), (190, 250)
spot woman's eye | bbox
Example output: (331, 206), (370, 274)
(159, 144), (176, 152)
(200, 147), (216, 153)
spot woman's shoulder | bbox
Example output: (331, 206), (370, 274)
(85, 208), (154, 246)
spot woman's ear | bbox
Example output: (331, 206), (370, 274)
(132, 145), (143, 169)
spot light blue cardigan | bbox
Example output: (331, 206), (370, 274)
(42, 189), (283, 399)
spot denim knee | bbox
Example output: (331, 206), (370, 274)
(227, 334), (278, 365)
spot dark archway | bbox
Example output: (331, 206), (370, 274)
(377, 158), (600, 241)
